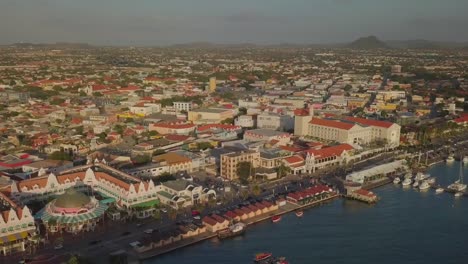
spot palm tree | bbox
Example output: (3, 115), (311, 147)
(276, 164), (291, 178)
(252, 185), (261, 196)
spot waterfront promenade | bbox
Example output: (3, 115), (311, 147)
(138, 194), (339, 260)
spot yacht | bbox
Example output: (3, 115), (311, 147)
(419, 181), (430, 191)
(435, 188), (444, 194)
(448, 162), (467, 192)
(402, 178), (412, 187)
(446, 155), (455, 163)
(463, 156), (468, 165)
(393, 177), (401, 184)
(413, 181), (419, 188)
(404, 172), (413, 179)
(455, 192), (463, 198)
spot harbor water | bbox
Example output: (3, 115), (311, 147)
(146, 162), (468, 264)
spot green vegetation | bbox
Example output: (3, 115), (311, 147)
(132, 155), (151, 165)
(49, 151), (72, 161)
(237, 161), (253, 185)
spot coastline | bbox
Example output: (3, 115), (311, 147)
(138, 193), (340, 260)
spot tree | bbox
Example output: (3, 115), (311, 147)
(153, 149), (165, 156)
(49, 151), (72, 161)
(276, 164), (291, 178)
(196, 142), (214, 150)
(68, 256), (79, 264)
(344, 84), (352, 91)
(132, 155), (151, 165)
(221, 118), (234, 124)
(252, 185), (261, 196)
(93, 92), (103, 97)
(238, 107), (247, 115)
(237, 162), (253, 185)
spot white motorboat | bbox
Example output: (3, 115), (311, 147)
(413, 181), (419, 188)
(404, 172), (412, 179)
(393, 177), (401, 184)
(464, 156), (468, 165)
(446, 155), (455, 163)
(419, 181), (430, 191)
(427, 177), (436, 185)
(415, 172), (429, 181)
(455, 192), (463, 198)
(402, 178), (412, 187)
(435, 188), (444, 194)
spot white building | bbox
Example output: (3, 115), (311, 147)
(235, 115), (255, 128)
(244, 129), (291, 145)
(173, 102), (193, 113)
(257, 113), (294, 131)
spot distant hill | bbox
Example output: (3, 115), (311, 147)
(386, 39), (440, 49)
(347, 36), (388, 49)
(11, 42), (93, 49)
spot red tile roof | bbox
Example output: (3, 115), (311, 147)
(344, 116), (393, 128)
(202, 216), (218, 226)
(353, 189), (376, 198)
(306, 144), (354, 159)
(309, 118), (355, 130)
(284, 155), (305, 165)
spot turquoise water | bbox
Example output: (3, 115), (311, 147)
(146, 162), (468, 264)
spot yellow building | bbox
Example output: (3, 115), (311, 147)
(220, 150), (260, 181)
(209, 77), (216, 93)
(376, 103), (397, 111)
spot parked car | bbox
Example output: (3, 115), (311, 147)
(54, 244), (63, 250)
(161, 208), (168, 213)
(143, 229), (154, 234)
(129, 241), (141, 248)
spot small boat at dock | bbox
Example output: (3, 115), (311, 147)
(254, 252), (272, 262)
(447, 155), (455, 163)
(413, 181), (419, 188)
(463, 156), (468, 164)
(271, 215), (281, 223)
(448, 161), (467, 192)
(217, 222), (246, 239)
(435, 188), (444, 194)
(419, 181), (430, 191)
(295, 210), (304, 217)
(427, 177), (436, 185)
(402, 178), (412, 187)
(393, 177), (401, 184)
(455, 192), (463, 198)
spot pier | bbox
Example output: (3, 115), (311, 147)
(137, 194), (339, 260)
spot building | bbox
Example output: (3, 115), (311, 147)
(35, 189), (108, 234)
(300, 116), (401, 147)
(391, 65), (402, 74)
(0, 192), (36, 256)
(188, 108), (234, 124)
(257, 113), (294, 131)
(235, 115), (255, 128)
(149, 122), (196, 135)
(157, 179), (216, 209)
(346, 160), (407, 184)
(173, 102), (193, 113)
(209, 77), (216, 93)
(243, 129), (291, 145)
(294, 107), (314, 136)
(220, 150), (260, 180)
(152, 153), (193, 174)
(305, 144), (354, 173)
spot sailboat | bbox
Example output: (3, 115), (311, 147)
(448, 161), (467, 193)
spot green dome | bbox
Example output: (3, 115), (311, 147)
(54, 189), (91, 208)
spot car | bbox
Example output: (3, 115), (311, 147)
(121, 231), (131, 236)
(129, 241), (142, 248)
(89, 240), (101, 245)
(54, 244), (64, 250)
(191, 210), (200, 216)
(216, 201), (222, 205)
(136, 223), (144, 227)
(143, 229), (154, 234)
(193, 215), (201, 220)
(161, 208), (168, 213)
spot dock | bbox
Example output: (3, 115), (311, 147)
(138, 194), (339, 260)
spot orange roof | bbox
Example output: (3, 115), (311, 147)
(344, 116), (393, 128)
(18, 176), (48, 190)
(310, 118), (355, 130)
(354, 189), (376, 197)
(306, 144), (354, 159)
(153, 153), (191, 165)
(284, 155), (304, 165)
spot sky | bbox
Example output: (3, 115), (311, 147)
(1, 0), (468, 46)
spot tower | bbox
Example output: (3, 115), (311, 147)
(294, 104), (314, 136)
(209, 77), (216, 93)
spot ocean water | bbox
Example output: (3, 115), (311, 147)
(146, 161), (468, 264)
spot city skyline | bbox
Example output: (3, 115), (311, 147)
(2, 0), (468, 46)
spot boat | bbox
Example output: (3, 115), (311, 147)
(448, 161), (467, 192)
(419, 181), (430, 191)
(446, 155), (455, 163)
(427, 177), (436, 185)
(464, 156), (468, 165)
(455, 192), (463, 198)
(413, 181), (419, 188)
(295, 210), (304, 217)
(271, 215), (281, 223)
(402, 178), (412, 187)
(254, 253), (272, 262)
(393, 177), (401, 184)
(404, 172), (412, 179)
(217, 222), (246, 239)
(435, 188), (444, 194)
(414, 172), (429, 181)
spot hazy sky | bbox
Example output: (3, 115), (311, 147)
(1, 0), (468, 45)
